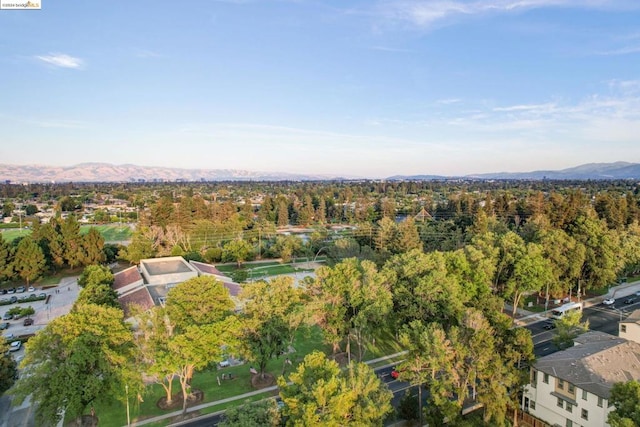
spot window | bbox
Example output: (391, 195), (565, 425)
(558, 379), (565, 389)
(582, 409), (589, 421)
(566, 403), (573, 413)
(531, 370), (537, 388)
(568, 384), (575, 394)
(557, 397), (564, 408)
(598, 397), (603, 407)
(566, 419), (573, 427)
(543, 373), (549, 384)
(530, 401), (536, 410)
(582, 389), (587, 400)
(621, 324), (627, 333)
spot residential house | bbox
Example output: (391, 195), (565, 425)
(524, 331), (640, 427)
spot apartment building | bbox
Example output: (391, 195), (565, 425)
(619, 309), (640, 343)
(524, 331), (640, 427)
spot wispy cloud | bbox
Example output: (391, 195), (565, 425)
(376, 0), (635, 28)
(35, 53), (84, 69)
(134, 49), (163, 59)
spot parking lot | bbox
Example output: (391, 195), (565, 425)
(1, 276), (81, 427)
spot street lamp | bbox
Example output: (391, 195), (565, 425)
(126, 384), (130, 426)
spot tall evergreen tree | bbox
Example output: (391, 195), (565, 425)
(13, 236), (46, 285)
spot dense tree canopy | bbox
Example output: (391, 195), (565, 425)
(12, 304), (141, 426)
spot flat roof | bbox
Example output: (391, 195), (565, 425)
(141, 258), (194, 275)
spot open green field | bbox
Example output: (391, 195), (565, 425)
(0, 224), (132, 243)
(0, 228), (31, 242)
(79, 224), (132, 242)
(217, 262), (315, 280)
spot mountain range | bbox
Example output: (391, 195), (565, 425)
(0, 162), (639, 183)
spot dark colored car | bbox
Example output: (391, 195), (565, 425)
(2, 313), (13, 321)
(37, 293), (46, 300)
(543, 321), (556, 330)
(0, 322), (9, 330)
(9, 296), (17, 304)
(23, 318), (33, 326)
(624, 297), (636, 304)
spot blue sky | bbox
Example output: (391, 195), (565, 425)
(1, 0), (639, 178)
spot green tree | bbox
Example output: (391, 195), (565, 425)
(384, 249), (466, 329)
(165, 276), (235, 331)
(219, 399), (282, 427)
(503, 242), (553, 321)
(0, 341), (17, 395)
(132, 306), (180, 407)
(12, 236), (46, 285)
(120, 228), (155, 264)
(0, 234), (13, 281)
(552, 310), (589, 350)
(80, 227), (106, 266)
(608, 380), (640, 427)
(309, 258), (392, 360)
(74, 284), (120, 309)
(60, 215), (83, 268)
(11, 304), (142, 426)
(571, 213), (622, 295)
(77, 264), (114, 288)
(278, 351), (392, 426)
(239, 276), (306, 378)
(222, 238), (254, 268)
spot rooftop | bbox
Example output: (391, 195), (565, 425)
(119, 287), (155, 318)
(534, 331), (640, 399)
(139, 256), (198, 276)
(113, 266), (143, 290)
(621, 308), (640, 324)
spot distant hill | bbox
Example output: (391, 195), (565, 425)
(0, 162), (343, 183)
(1, 161), (639, 183)
(392, 162), (640, 181)
(466, 162), (640, 180)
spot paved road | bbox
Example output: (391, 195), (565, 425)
(527, 297), (640, 358)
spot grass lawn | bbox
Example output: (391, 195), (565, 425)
(0, 228), (31, 242)
(80, 224), (132, 241)
(217, 263), (314, 281)
(0, 224), (132, 243)
(35, 268), (84, 286)
(93, 327), (330, 427)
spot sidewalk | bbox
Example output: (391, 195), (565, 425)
(512, 280), (640, 327)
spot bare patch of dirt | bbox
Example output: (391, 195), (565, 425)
(251, 372), (276, 389)
(157, 389), (204, 411)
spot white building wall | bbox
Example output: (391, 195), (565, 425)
(525, 372), (613, 427)
(619, 322), (640, 344)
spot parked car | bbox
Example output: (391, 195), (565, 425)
(27, 286), (35, 292)
(0, 298), (8, 304)
(6, 288), (15, 294)
(0, 289), (6, 295)
(37, 293), (46, 300)
(8, 296), (17, 304)
(23, 318), (33, 326)
(9, 341), (21, 352)
(16, 286), (25, 293)
(624, 297), (636, 304)
(603, 298), (615, 306)
(2, 313), (13, 321)
(0, 322), (9, 330)
(3, 333), (14, 341)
